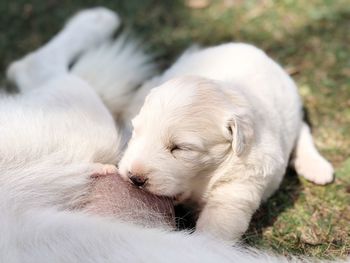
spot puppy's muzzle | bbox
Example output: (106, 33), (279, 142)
(128, 172), (148, 187)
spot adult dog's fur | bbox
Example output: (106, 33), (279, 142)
(119, 39), (335, 241)
(0, 7), (337, 263)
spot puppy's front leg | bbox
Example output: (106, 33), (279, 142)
(196, 180), (264, 242)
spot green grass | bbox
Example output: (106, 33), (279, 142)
(1, 0), (349, 259)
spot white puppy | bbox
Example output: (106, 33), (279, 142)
(119, 42), (334, 241)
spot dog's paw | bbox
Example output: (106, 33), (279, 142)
(65, 7), (120, 41)
(295, 155), (334, 185)
(91, 164), (118, 178)
(6, 54), (39, 90)
(6, 60), (26, 85)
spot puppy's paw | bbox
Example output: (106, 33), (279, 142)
(195, 216), (241, 243)
(65, 7), (120, 41)
(295, 155), (334, 185)
(91, 164), (118, 178)
(196, 207), (244, 243)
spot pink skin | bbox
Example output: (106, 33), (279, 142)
(81, 171), (175, 229)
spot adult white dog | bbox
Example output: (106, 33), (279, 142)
(0, 7), (307, 263)
(119, 37), (334, 241)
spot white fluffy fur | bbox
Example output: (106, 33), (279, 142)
(0, 7), (338, 263)
(2, 189), (303, 263)
(72, 35), (155, 123)
(119, 43), (334, 241)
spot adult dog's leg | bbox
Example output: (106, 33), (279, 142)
(7, 7), (119, 92)
(292, 122), (334, 185)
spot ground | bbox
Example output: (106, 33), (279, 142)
(0, 0), (349, 259)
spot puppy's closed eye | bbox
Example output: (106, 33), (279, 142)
(169, 144), (192, 155)
(169, 144), (201, 162)
(170, 144), (181, 154)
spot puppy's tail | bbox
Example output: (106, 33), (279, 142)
(71, 34), (156, 121)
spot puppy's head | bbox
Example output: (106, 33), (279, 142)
(119, 76), (254, 197)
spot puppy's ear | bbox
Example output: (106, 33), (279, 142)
(226, 114), (254, 156)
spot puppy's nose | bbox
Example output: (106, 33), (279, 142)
(128, 172), (147, 187)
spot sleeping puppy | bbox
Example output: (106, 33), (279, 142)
(119, 43), (335, 241)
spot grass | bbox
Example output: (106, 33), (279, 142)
(1, 0), (349, 259)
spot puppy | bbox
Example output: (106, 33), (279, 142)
(119, 43), (334, 241)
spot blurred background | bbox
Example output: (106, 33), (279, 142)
(0, 0), (349, 259)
